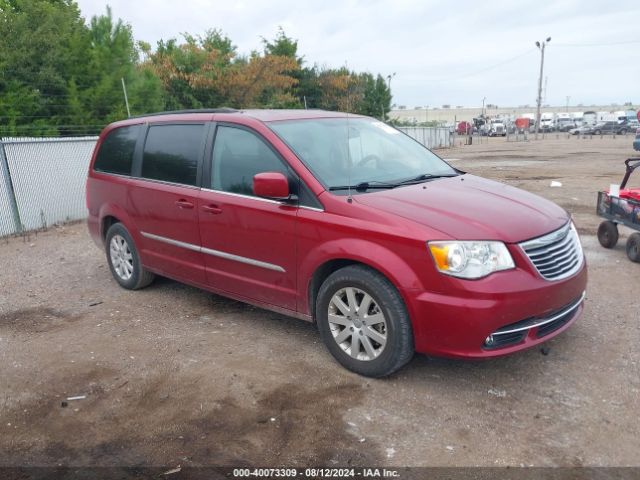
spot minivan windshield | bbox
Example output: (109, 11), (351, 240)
(269, 118), (457, 191)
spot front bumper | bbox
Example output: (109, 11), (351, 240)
(405, 258), (587, 358)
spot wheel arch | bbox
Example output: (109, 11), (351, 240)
(302, 239), (424, 321)
(98, 204), (137, 243)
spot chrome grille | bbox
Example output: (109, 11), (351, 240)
(519, 223), (584, 281)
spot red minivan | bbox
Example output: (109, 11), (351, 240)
(86, 109), (587, 377)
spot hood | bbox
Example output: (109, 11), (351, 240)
(354, 174), (569, 243)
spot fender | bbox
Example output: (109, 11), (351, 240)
(97, 203), (142, 246)
(298, 237), (426, 317)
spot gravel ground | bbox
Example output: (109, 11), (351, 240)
(1, 136), (638, 469)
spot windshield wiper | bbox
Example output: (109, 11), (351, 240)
(328, 181), (398, 192)
(329, 173), (460, 192)
(394, 173), (459, 185)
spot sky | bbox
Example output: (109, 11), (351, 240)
(75, 0), (640, 109)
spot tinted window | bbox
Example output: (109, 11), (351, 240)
(94, 125), (139, 175)
(141, 124), (205, 186)
(212, 126), (288, 195)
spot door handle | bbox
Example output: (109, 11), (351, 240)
(175, 199), (194, 209)
(202, 204), (223, 214)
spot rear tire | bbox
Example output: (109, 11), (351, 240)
(597, 221), (619, 248)
(316, 265), (414, 377)
(594, 129), (601, 135)
(105, 223), (155, 290)
(626, 233), (640, 262)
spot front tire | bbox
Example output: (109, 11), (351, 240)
(105, 223), (155, 290)
(316, 265), (414, 377)
(626, 233), (640, 262)
(597, 221), (619, 248)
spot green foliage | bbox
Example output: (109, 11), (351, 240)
(262, 26), (302, 65)
(0, 3), (393, 136)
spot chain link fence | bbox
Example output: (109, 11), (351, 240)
(0, 136), (98, 236)
(396, 126), (452, 149)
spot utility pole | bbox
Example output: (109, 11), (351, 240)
(121, 77), (131, 118)
(482, 96), (486, 117)
(534, 37), (551, 140)
(566, 95), (570, 112)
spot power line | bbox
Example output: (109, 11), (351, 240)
(554, 39), (640, 47)
(423, 49), (536, 83)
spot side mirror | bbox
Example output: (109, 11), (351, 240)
(253, 172), (290, 199)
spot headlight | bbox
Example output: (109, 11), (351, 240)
(428, 241), (515, 279)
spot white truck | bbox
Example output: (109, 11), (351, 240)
(555, 113), (574, 132)
(488, 118), (507, 137)
(583, 111), (598, 126)
(540, 112), (556, 132)
(570, 111), (584, 125)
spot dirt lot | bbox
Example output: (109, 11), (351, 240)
(1, 136), (639, 470)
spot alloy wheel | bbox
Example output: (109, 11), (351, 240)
(327, 287), (387, 361)
(109, 234), (134, 281)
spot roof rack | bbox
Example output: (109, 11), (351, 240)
(132, 108), (238, 119)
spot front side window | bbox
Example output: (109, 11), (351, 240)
(269, 118), (457, 191)
(211, 125), (288, 196)
(141, 124), (205, 186)
(94, 125), (140, 175)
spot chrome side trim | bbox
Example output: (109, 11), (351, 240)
(299, 205), (325, 212)
(200, 188), (284, 205)
(493, 291), (586, 336)
(140, 231), (286, 273)
(201, 246), (285, 272)
(130, 176), (199, 190)
(200, 188), (325, 211)
(141, 231), (200, 252)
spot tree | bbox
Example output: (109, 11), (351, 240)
(262, 27), (303, 65)
(0, 0), (91, 135)
(359, 73), (392, 120)
(145, 31), (299, 109)
(0, 4), (394, 137)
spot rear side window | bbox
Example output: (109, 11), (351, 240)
(141, 124), (205, 186)
(94, 125), (139, 175)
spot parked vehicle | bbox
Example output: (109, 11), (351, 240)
(488, 119), (506, 137)
(473, 117), (489, 135)
(570, 112), (584, 125)
(87, 109), (587, 377)
(556, 114), (575, 132)
(597, 111), (616, 123)
(634, 127), (640, 151)
(515, 117), (530, 133)
(456, 121), (473, 135)
(592, 121), (631, 135)
(569, 124), (594, 135)
(583, 111), (598, 126)
(539, 112), (555, 132)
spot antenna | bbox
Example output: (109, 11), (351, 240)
(345, 61), (353, 203)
